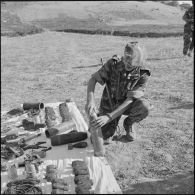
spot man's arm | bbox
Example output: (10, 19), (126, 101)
(86, 59), (111, 116)
(85, 77), (98, 116)
(107, 98), (133, 121)
(87, 77), (97, 102)
(92, 97), (133, 128)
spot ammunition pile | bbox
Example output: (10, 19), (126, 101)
(72, 160), (94, 194)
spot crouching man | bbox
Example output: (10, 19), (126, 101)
(85, 42), (151, 144)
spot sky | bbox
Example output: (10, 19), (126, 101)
(178, 1), (192, 5)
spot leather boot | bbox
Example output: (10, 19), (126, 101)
(123, 117), (136, 141)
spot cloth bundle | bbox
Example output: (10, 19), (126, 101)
(72, 160), (93, 194)
(51, 131), (88, 146)
(45, 120), (76, 138)
(45, 107), (57, 128)
(51, 178), (69, 194)
(22, 119), (45, 131)
(45, 165), (58, 182)
(59, 103), (72, 122)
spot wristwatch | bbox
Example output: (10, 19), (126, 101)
(105, 113), (113, 121)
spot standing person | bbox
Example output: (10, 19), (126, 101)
(182, 1), (194, 57)
(85, 42), (151, 144)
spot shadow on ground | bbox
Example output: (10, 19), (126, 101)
(72, 64), (102, 69)
(147, 56), (184, 61)
(123, 172), (194, 194)
(169, 102), (194, 110)
(112, 135), (134, 143)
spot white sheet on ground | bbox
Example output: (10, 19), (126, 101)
(1, 102), (122, 194)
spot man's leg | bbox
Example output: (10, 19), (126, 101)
(188, 30), (194, 57)
(101, 117), (121, 144)
(123, 98), (150, 141)
(183, 25), (191, 56)
(98, 97), (121, 144)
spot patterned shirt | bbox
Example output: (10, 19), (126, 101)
(183, 6), (194, 25)
(92, 55), (151, 102)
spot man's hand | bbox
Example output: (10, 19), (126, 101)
(91, 115), (110, 128)
(85, 101), (96, 116)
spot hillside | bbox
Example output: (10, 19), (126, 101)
(1, 1), (187, 37)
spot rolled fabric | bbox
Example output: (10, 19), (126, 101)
(52, 178), (68, 186)
(75, 186), (92, 194)
(52, 183), (69, 191)
(45, 107), (57, 128)
(76, 182), (92, 190)
(74, 175), (90, 184)
(51, 132), (88, 146)
(51, 189), (67, 194)
(23, 102), (44, 111)
(76, 178), (93, 186)
(45, 165), (58, 182)
(73, 165), (88, 171)
(45, 172), (58, 182)
(72, 160), (86, 167)
(59, 103), (72, 122)
(45, 120), (76, 138)
(74, 168), (89, 176)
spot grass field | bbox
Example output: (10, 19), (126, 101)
(1, 31), (194, 193)
(1, 1), (186, 37)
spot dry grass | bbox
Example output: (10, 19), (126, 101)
(1, 1), (185, 37)
(1, 31), (194, 193)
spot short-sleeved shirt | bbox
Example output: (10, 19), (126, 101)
(92, 55), (151, 103)
(183, 7), (194, 25)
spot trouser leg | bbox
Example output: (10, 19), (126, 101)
(123, 98), (150, 135)
(98, 97), (150, 140)
(100, 116), (121, 139)
(183, 25), (191, 55)
(183, 33), (191, 55)
(189, 30), (194, 51)
(98, 97), (121, 140)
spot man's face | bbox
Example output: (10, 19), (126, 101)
(123, 53), (133, 71)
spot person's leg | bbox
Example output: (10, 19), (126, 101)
(98, 97), (121, 143)
(183, 24), (191, 55)
(101, 117), (121, 143)
(123, 98), (150, 141)
(188, 30), (194, 56)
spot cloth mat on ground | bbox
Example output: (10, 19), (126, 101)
(1, 101), (122, 194)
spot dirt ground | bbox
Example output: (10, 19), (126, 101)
(1, 31), (194, 193)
